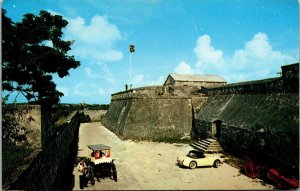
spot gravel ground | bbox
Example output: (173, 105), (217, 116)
(72, 122), (275, 190)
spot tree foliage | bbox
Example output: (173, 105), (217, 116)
(2, 9), (80, 109)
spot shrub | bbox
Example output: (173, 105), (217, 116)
(79, 112), (91, 123)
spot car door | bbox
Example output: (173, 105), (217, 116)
(196, 153), (210, 166)
(205, 154), (216, 166)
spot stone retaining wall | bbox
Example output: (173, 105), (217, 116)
(8, 111), (80, 190)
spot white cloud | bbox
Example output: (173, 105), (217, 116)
(64, 15), (124, 62)
(187, 33), (296, 82)
(227, 32), (296, 81)
(243, 33), (272, 57)
(47, 10), (123, 82)
(85, 67), (100, 79)
(174, 61), (194, 74)
(66, 16), (122, 46)
(193, 34), (224, 74)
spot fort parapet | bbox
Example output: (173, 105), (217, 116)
(111, 85), (203, 101)
(203, 77), (282, 95)
(111, 86), (166, 100)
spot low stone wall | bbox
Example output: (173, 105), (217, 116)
(205, 63), (299, 95)
(83, 109), (107, 122)
(8, 111), (80, 190)
(3, 105), (42, 149)
(112, 86), (166, 100)
(204, 77), (282, 95)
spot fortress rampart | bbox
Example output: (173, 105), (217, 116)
(192, 63), (299, 169)
(193, 93), (299, 169)
(103, 85), (204, 141)
(103, 63), (299, 169)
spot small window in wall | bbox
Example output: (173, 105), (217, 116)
(211, 120), (222, 138)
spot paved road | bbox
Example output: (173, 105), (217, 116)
(72, 122), (274, 190)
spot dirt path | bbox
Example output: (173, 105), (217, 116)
(72, 122), (274, 190)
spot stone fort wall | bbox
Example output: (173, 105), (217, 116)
(193, 93), (299, 169)
(103, 86), (208, 141)
(192, 63), (299, 169)
(103, 63), (299, 169)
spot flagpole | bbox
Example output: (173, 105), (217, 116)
(130, 52), (132, 89)
(129, 44), (135, 89)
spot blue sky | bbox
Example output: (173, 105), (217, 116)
(2, 0), (299, 104)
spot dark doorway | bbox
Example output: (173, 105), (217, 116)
(211, 120), (222, 138)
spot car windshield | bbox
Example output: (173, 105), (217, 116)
(187, 150), (206, 159)
(187, 151), (201, 159)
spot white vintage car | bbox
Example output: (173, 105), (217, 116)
(177, 150), (225, 169)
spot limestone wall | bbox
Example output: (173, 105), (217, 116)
(173, 81), (226, 88)
(8, 111), (80, 190)
(103, 84), (207, 141)
(103, 97), (194, 141)
(83, 109), (107, 122)
(112, 86), (166, 100)
(193, 93), (299, 168)
(102, 99), (130, 133)
(203, 77), (282, 95)
(166, 86), (200, 97)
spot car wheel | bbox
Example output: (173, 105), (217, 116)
(213, 160), (221, 168)
(189, 161), (197, 169)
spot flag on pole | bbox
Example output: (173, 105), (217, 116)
(129, 44), (135, 53)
